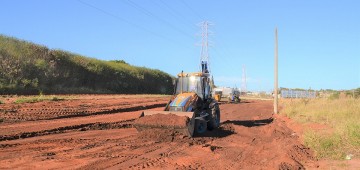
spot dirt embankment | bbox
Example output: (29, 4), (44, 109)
(0, 97), (319, 169)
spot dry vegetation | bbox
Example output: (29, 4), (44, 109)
(14, 95), (64, 104)
(281, 98), (360, 159)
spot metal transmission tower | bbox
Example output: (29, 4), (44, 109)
(198, 21), (212, 73)
(241, 65), (247, 94)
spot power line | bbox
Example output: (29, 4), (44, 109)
(124, 0), (153, 17)
(157, 0), (197, 28)
(124, 0), (195, 41)
(77, 0), (182, 46)
(180, 0), (204, 21)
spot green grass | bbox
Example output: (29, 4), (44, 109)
(14, 95), (65, 104)
(281, 98), (360, 159)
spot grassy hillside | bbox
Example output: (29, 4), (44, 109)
(0, 35), (174, 94)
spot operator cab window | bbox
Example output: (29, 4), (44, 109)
(175, 76), (204, 98)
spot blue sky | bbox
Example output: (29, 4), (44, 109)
(1, 0), (359, 92)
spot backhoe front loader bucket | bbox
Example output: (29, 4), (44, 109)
(134, 111), (196, 137)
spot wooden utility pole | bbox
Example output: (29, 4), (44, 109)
(353, 89), (355, 98)
(274, 27), (278, 114)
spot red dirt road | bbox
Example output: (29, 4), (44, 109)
(0, 97), (318, 169)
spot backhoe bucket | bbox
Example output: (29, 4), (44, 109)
(134, 111), (195, 137)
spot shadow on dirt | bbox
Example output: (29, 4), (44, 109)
(195, 125), (235, 138)
(222, 117), (273, 127)
(194, 117), (273, 138)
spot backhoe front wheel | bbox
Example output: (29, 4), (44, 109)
(208, 104), (220, 130)
(194, 119), (207, 135)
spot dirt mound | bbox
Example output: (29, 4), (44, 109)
(135, 123), (235, 146)
(137, 129), (180, 142)
(137, 128), (215, 146)
(134, 113), (189, 128)
(134, 114), (191, 143)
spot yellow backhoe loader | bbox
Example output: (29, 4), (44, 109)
(134, 71), (220, 137)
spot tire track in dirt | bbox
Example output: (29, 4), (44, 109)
(0, 105), (165, 138)
(0, 95), (169, 122)
(77, 138), (166, 169)
(0, 119), (134, 141)
(0, 129), (140, 169)
(0, 102), (166, 121)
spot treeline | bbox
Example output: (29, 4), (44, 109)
(0, 35), (174, 94)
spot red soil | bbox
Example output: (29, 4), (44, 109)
(0, 96), (322, 169)
(134, 113), (189, 128)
